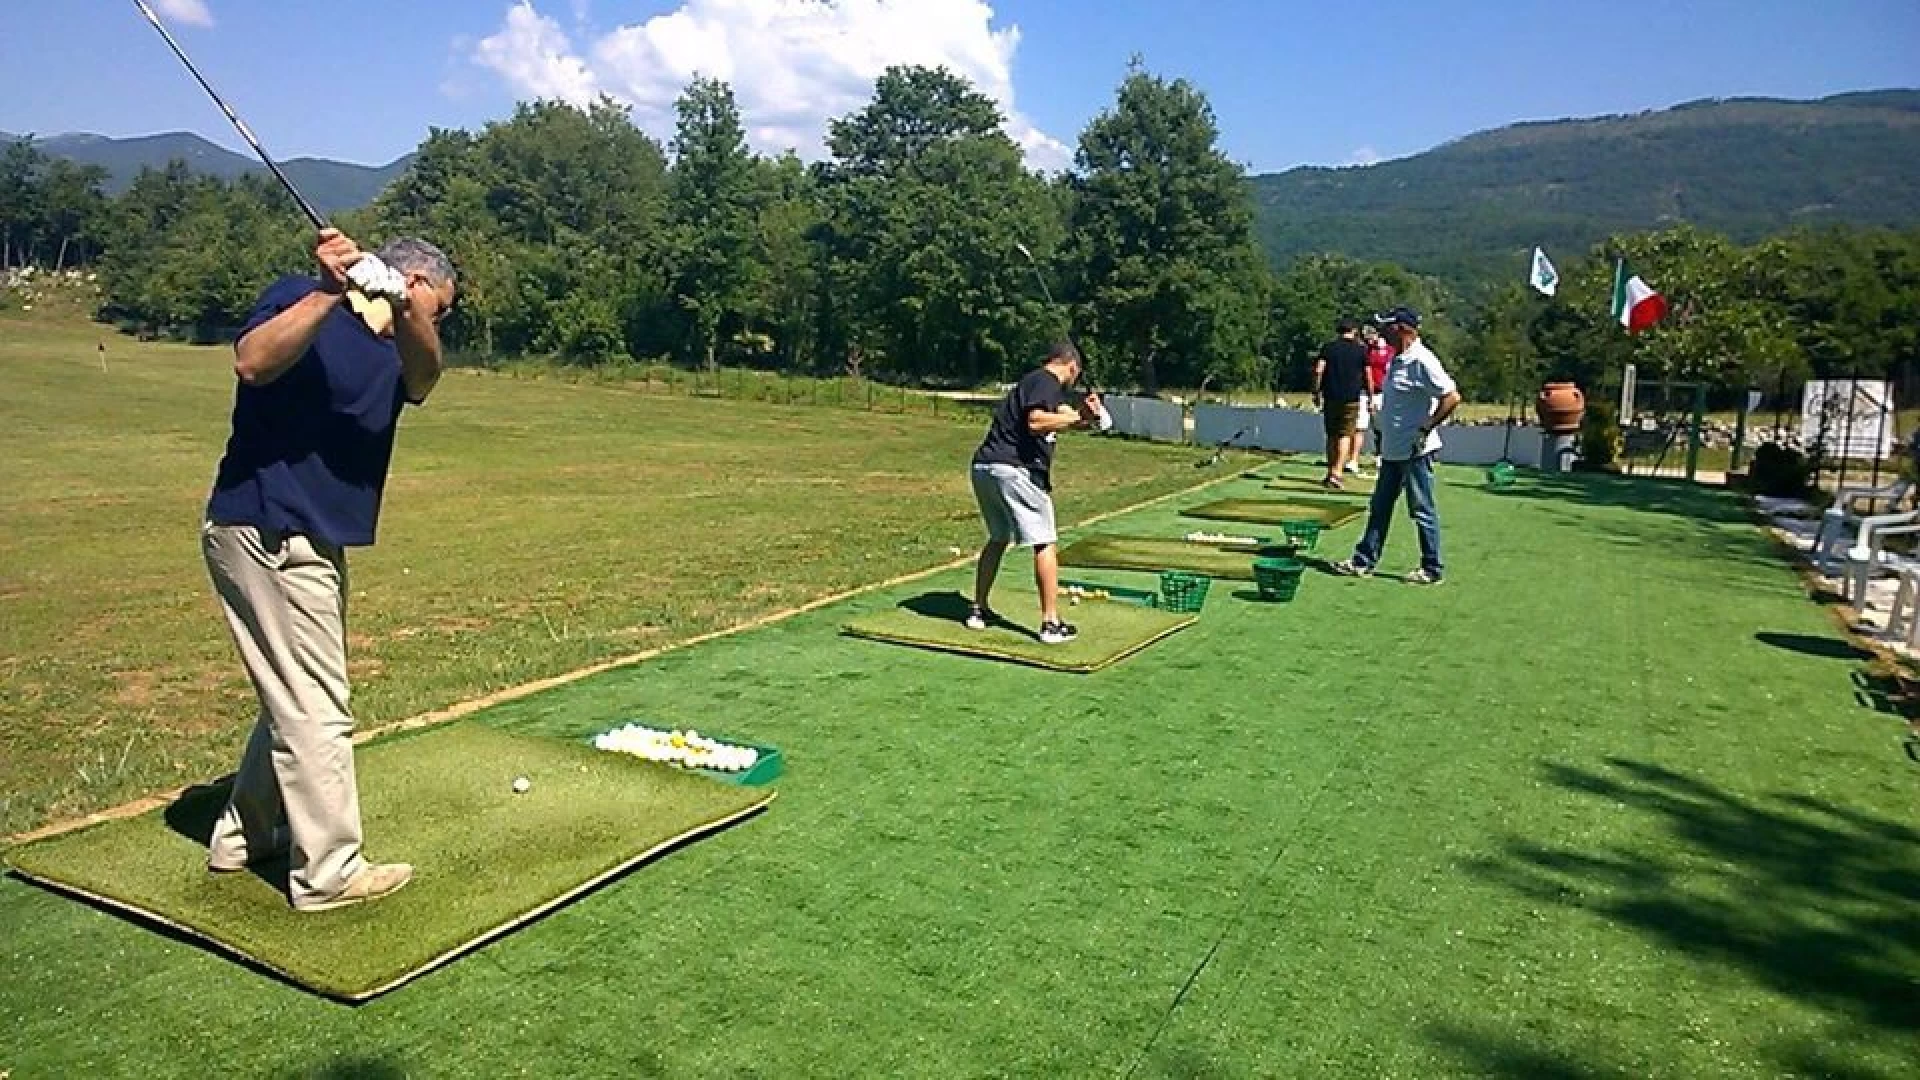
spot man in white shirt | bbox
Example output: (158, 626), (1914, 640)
(1332, 307), (1461, 584)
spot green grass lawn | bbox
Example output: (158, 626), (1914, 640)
(0, 315), (1217, 835)
(3, 449), (1914, 1076)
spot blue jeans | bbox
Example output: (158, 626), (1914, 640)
(1351, 453), (1442, 577)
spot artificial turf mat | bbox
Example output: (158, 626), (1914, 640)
(1180, 497), (1364, 528)
(3, 723), (773, 1001)
(7, 468), (1920, 1078)
(840, 589), (1196, 671)
(1058, 533), (1295, 579)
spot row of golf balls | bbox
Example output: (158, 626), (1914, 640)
(593, 724), (760, 772)
(1185, 531), (1262, 546)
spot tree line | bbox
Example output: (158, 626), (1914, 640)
(6, 63), (1918, 400)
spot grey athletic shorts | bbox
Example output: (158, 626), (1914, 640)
(971, 463), (1057, 547)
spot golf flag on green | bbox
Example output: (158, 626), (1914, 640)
(1610, 258), (1667, 333)
(1529, 247), (1559, 296)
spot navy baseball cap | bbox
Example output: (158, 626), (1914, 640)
(1373, 306), (1421, 328)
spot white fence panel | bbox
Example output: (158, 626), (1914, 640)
(1192, 404), (1258, 449)
(1251, 408), (1326, 454)
(1103, 394), (1186, 442)
(1440, 424), (1543, 467)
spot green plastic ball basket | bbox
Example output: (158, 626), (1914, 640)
(1158, 570), (1212, 613)
(1486, 462), (1517, 488)
(1280, 520), (1323, 551)
(1251, 556), (1306, 602)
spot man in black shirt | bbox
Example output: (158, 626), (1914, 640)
(1312, 318), (1372, 489)
(968, 341), (1105, 644)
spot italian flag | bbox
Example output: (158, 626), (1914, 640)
(1610, 258), (1667, 333)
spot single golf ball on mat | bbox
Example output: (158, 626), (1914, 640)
(512, 775), (531, 794)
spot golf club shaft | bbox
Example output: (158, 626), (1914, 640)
(130, 0), (328, 231)
(1013, 242), (1106, 403)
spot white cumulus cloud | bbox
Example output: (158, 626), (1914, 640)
(471, 0), (1070, 171)
(153, 0), (215, 27)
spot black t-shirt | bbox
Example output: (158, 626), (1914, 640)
(1317, 337), (1369, 404)
(973, 366), (1069, 490)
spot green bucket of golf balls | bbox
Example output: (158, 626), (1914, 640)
(1251, 556), (1306, 602)
(1158, 570), (1212, 613)
(1280, 520), (1323, 551)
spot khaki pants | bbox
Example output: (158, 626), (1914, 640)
(202, 523), (366, 906)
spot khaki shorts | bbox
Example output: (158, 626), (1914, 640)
(1323, 401), (1360, 438)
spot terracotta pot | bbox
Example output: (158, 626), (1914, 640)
(1535, 382), (1586, 435)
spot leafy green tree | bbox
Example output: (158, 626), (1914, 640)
(817, 65), (1063, 383)
(752, 153), (825, 371)
(38, 158), (110, 271)
(668, 77), (761, 370)
(0, 139), (47, 269)
(1069, 62), (1268, 392)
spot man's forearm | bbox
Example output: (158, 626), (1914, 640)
(1425, 392), (1462, 430)
(234, 290), (339, 386)
(1028, 407), (1084, 435)
(393, 305), (444, 404)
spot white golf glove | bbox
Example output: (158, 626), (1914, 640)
(1095, 404), (1114, 432)
(346, 254), (407, 303)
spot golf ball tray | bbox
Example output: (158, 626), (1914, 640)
(1063, 584), (1114, 604)
(593, 723), (760, 773)
(1184, 531), (1264, 547)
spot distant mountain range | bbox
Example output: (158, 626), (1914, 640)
(1248, 89), (1920, 294)
(10, 87), (1920, 296)
(0, 130), (411, 217)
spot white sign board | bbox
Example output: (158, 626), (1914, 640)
(1801, 380), (1895, 460)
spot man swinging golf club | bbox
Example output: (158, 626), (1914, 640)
(968, 341), (1107, 644)
(200, 227), (456, 912)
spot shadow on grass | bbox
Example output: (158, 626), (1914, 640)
(1484, 471), (1753, 527)
(279, 1058), (412, 1080)
(1755, 631), (1874, 661)
(1458, 758), (1920, 1076)
(899, 590), (1040, 641)
(1425, 1023), (1614, 1080)
(161, 777), (293, 893)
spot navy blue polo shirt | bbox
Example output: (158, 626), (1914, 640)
(205, 276), (415, 547)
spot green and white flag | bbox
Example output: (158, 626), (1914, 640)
(1528, 246), (1559, 296)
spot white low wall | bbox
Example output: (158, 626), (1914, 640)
(1103, 394), (1186, 442)
(1439, 423), (1545, 468)
(1194, 404), (1331, 454)
(1194, 403), (1549, 466)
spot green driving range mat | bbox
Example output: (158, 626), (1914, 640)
(1058, 534), (1294, 580)
(841, 590), (1196, 672)
(4, 723), (773, 1002)
(1181, 498), (1364, 528)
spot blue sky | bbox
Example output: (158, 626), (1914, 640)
(3, 1), (1916, 174)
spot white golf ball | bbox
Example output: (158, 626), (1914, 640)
(512, 775), (531, 794)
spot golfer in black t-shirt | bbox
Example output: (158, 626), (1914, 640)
(1312, 318), (1372, 489)
(968, 342), (1104, 644)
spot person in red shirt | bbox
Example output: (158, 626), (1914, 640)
(1361, 324), (1395, 465)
